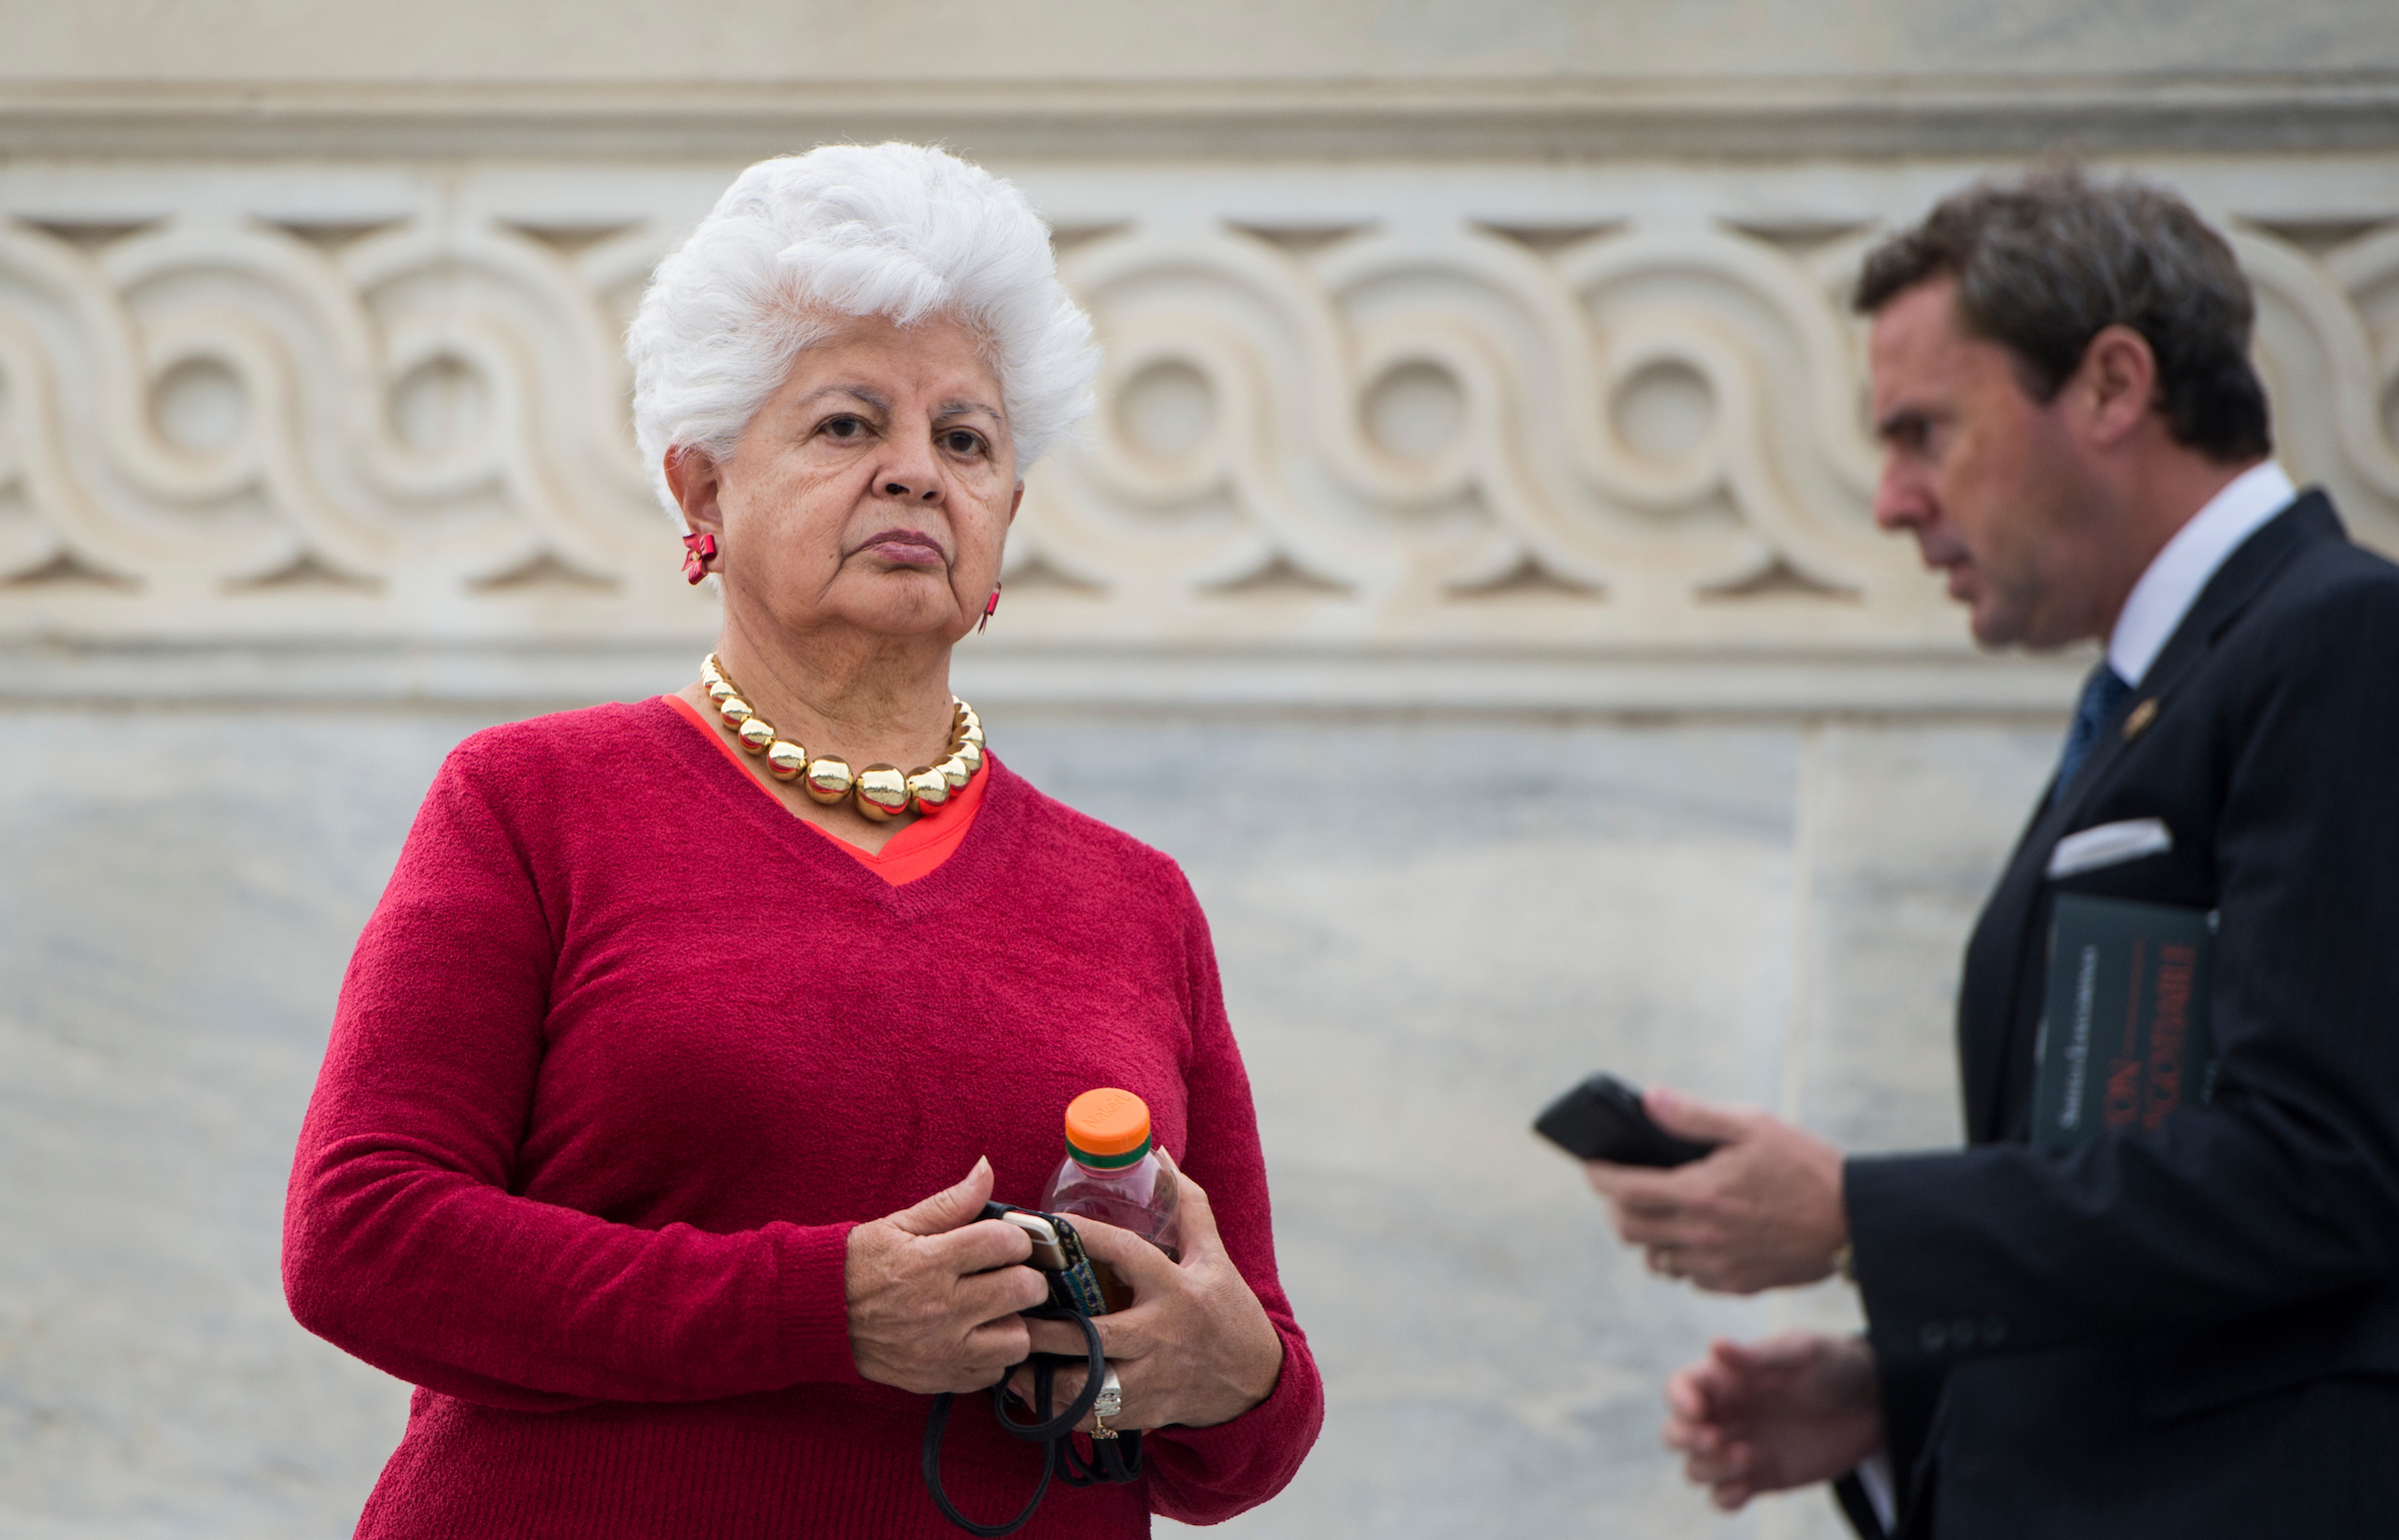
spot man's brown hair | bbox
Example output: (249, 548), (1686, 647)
(1853, 168), (2271, 463)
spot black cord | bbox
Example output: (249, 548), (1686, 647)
(1057, 1424), (1144, 1488)
(922, 1307), (1139, 1536)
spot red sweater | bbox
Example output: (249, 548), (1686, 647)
(284, 699), (1322, 1538)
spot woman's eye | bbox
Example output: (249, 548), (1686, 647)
(822, 416), (867, 440)
(943, 430), (985, 456)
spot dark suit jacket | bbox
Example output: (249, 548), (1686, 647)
(1839, 491), (2399, 1539)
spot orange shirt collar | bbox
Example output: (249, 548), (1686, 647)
(663, 693), (987, 886)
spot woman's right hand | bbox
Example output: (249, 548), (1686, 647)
(845, 1157), (1048, 1394)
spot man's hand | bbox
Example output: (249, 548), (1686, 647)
(1011, 1152), (1283, 1431)
(1584, 1086), (1847, 1294)
(845, 1157), (1050, 1394)
(1665, 1332), (1885, 1510)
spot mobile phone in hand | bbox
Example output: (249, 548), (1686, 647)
(981, 1201), (1115, 1316)
(1533, 1072), (1717, 1167)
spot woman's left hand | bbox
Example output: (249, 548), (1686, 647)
(1011, 1153), (1284, 1431)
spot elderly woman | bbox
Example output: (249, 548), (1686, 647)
(284, 143), (1321, 1538)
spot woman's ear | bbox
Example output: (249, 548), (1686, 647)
(666, 447), (728, 538)
(1007, 480), (1025, 529)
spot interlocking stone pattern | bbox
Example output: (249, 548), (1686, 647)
(1, 161), (2395, 666)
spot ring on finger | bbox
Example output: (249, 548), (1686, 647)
(1092, 1364), (1123, 1439)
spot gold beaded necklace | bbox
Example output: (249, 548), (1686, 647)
(699, 653), (985, 822)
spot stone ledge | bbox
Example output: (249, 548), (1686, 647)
(0, 640), (2088, 717)
(3, 73), (2397, 159)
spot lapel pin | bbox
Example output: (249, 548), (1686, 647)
(2122, 698), (2160, 742)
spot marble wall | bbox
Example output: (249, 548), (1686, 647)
(3, 1), (2395, 1535)
(1, 702), (2050, 1538)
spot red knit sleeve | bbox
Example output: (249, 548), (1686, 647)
(281, 740), (864, 1410)
(1140, 878), (1325, 1523)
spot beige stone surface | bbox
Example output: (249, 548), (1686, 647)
(0, 709), (459, 1537)
(0, 1), (2379, 1533)
(1791, 722), (2061, 1153)
(3, 0), (2394, 82)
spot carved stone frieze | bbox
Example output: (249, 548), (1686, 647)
(1, 157), (2393, 706)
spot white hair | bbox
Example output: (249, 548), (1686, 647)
(627, 142), (1099, 518)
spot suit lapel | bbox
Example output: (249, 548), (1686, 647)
(1958, 491), (2339, 1142)
(1959, 805), (2075, 1140)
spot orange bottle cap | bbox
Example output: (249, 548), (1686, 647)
(1065, 1087), (1152, 1165)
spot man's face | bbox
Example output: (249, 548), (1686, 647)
(1867, 278), (2107, 649)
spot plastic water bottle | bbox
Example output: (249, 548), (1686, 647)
(1039, 1088), (1182, 1310)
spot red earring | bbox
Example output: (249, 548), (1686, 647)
(979, 583), (1002, 634)
(681, 532), (717, 585)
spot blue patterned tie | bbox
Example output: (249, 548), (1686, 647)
(2052, 664), (2134, 803)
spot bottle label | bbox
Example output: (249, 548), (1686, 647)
(1066, 1135), (1153, 1171)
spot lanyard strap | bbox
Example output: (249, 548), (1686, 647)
(921, 1307), (1144, 1536)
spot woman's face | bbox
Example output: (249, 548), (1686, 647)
(675, 311), (1020, 649)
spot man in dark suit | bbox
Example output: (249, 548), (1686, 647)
(1584, 170), (2399, 1537)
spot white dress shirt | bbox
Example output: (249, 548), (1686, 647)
(2108, 461), (2297, 687)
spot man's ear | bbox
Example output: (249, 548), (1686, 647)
(665, 447), (727, 537)
(2077, 324), (2159, 450)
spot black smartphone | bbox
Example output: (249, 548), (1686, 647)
(1532, 1072), (1717, 1167)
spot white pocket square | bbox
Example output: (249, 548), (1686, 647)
(2047, 816), (2173, 879)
